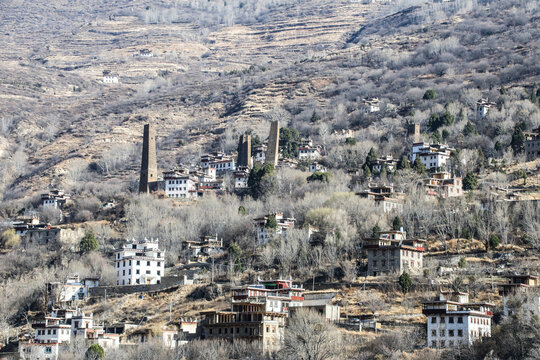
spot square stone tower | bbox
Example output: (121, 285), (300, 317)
(265, 121), (280, 167)
(139, 124), (158, 193)
(237, 133), (252, 168)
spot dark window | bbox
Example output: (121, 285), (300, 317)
(458, 317), (463, 324)
(431, 317), (437, 323)
(449, 317), (454, 323)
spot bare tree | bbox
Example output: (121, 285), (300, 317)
(280, 309), (340, 360)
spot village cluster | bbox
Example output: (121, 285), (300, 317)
(4, 100), (539, 359)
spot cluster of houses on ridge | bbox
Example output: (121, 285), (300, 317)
(18, 270), (539, 358)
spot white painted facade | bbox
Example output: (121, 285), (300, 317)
(309, 162), (327, 173)
(115, 238), (165, 285)
(411, 142), (453, 171)
(164, 173), (197, 199)
(423, 292), (493, 348)
(253, 145), (267, 163)
(427, 312), (492, 348)
(234, 169), (249, 189)
(362, 98), (380, 113)
(19, 342), (60, 360)
(476, 99), (495, 119)
(201, 152), (236, 174)
(19, 310), (119, 360)
(103, 75), (119, 83)
(254, 213), (295, 245)
(47, 276), (99, 307)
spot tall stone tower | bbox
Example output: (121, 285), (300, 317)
(408, 123), (421, 143)
(237, 133), (252, 168)
(139, 123), (158, 193)
(265, 121), (280, 167)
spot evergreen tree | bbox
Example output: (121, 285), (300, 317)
(310, 110), (320, 123)
(399, 272), (412, 294)
(463, 121), (476, 137)
(397, 156), (411, 170)
(248, 163), (276, 199)
(80, 230), (98, 253)
(380, 165), (388, 179)
(279, 127), (300, 158)
(413, 158), (426, 175)
(229, 243), (242, 260)
(511, 122), (525, 153)
(432, 130), (442, 143)
(463, 173), (478, 190)
(363, 147), (378, 170)
(265, 214), (277, 229)
(477, 149), (485, 170)
(392, 216), (403, 231)
(362, 164), (371, 181)
(442, 129), (449, 141)
(372, 224), (381, 238)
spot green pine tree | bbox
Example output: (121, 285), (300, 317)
(463, 173), (478, 190)
(399, 272), (412, 294)
(80, 231), (98, 253)
(392, 216), (403, 231)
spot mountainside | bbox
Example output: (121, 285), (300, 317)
(1, 0), (539, 202)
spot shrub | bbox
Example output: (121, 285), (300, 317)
(344, 137), (357, 146)
(307, 171), (332, 183)
(423, 89), (436, 100)
(489, 235), (500, 249)
(85, 344), (105, 360)
(265, 214), (277, 229)
(0, 229), (21, 249)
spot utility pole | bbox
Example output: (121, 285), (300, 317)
(211, 257), (215, 284)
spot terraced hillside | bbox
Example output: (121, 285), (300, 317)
(1, 0), (539, 200)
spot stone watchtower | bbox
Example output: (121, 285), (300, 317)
(265, 121), (280, 167)
(237, 133), (252, 168)
(139, 123), (158, 193)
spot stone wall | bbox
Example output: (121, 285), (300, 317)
(89, 276), (189, 298)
